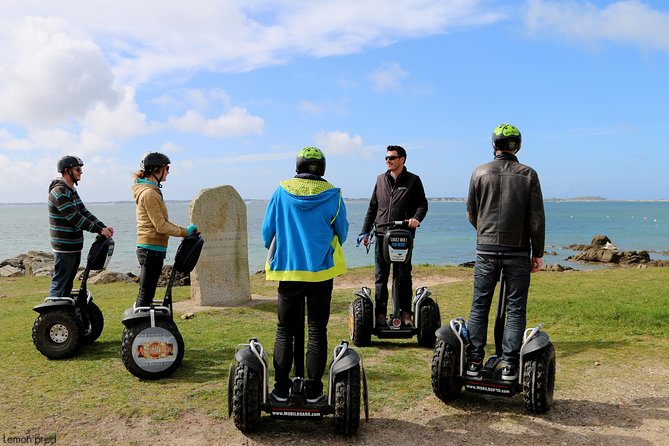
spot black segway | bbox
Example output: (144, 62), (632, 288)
(120, 234), (204, 379)
(349, 221), (441, 347)
(431, 272), (556, 413)
(228, 301), (369, 435)
(32, 235), (114, 359)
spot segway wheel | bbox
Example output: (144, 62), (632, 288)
(231, 362), (262, 432)
(32, 309), (83, 359)
(431, 339), (462, 402)
(523, 342), (556, 413)
(349, 296), (372, 347)
(333, 364), (361, 436)
(416, 298), (441, 348)
(120, 318), (185, 380)
(83, 301), (104, 344)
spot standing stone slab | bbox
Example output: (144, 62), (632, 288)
(189, 186), (251, 306)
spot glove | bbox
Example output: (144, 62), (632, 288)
(356, 232), (369, 247)
(186, 223), (198, 236)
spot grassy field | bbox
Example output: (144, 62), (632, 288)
(1, 265), (668, 444)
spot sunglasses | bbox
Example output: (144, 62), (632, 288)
(164, 165), (170, 172)
(73, 167), (82, 173)
(385, 156), (400, 161)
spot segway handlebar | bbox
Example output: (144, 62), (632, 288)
(375, 220), (420, 229)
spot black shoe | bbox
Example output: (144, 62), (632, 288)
(501, 363), (518, 381)
(376, 314), (388, 327)
(270, 389), (288, 402)
(305, 392), (326, 404)
(466, 359), (483, 377)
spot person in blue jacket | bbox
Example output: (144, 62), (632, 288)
(262, 146), (349, 403)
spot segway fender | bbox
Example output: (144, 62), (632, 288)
(33, 299), (75, 313)
(435, 325), (460, 349)
(235, 346), (266, 374)
(331, 348), (361, 376)
(121, 308), (171, 326)
(522, 331), (551, 357)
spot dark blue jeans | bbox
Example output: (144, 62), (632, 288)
(135, 248), (166, 307)
(466, 254), (531, 368)
(374, 235), (413, 316)
(273, 279), (333, 396)
(50, 251), (82, 298)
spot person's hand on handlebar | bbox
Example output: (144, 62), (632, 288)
(100, 227), (113, 238)
(406, 218), (421, 229)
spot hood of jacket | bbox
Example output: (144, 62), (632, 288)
(278, 177), (340, 211)
(49, 177), (70, 193)
(132, 179), (161, 204)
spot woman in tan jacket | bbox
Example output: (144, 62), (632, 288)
(132, 152), (197, 307)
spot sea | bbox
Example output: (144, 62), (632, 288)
(1, 200), (668, 274)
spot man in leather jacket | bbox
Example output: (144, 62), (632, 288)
(359, 145), (428, 327)
(464, 124), (545, 381)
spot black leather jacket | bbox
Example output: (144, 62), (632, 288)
(361, 167), (428, 236)
(466, 152), (545, 258)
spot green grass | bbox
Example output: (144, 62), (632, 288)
(1, 266), (668, 434)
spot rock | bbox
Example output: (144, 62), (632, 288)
(542, 264), (575, 272)
(0, 265), (23, 277)
(567, 235), (654, 266)
(189, 185), (251, 307)
(88, 271), (138, 285)
(181, 312), (195, 320)
(459, 261), (475, 268)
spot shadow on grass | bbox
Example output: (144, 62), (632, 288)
(552, 339), (631, 358)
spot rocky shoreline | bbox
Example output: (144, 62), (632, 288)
(0, 250), (191, 286)
(2, 235), (667, 282)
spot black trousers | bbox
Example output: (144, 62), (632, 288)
(273, 279), (333, 395)
(135, 248), (166, 307)
(374, 235), (413, 316)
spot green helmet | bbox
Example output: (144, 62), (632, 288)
(296, 146), (326, 176)
(492, 124), (521, 152)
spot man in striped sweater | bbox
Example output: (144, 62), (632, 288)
(48, 155), (114, 298)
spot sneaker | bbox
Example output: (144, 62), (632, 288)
(466, 359), (483, 377)
(501, 363), (518, 381)
(270, 389), (288, 402)
(376, 314), (388, 327)
(401, 311), (413, 327)
(305, 392), (326, 404)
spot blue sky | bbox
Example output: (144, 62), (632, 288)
(0, 0), (667, 203)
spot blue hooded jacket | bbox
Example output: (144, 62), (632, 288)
(262, 177), (348, 282)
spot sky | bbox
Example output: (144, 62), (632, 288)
(0, 0), (668, 203)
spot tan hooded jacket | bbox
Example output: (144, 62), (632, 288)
(132, 181), (187, 247)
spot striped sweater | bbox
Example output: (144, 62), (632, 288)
(48, 178), (106, 253)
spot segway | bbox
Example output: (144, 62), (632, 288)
(431, 272), (556, 413)
(120, 233), (204, 379)
(228, 301), (369, 435)
(349, 221), (441, 347)
(32, 234), (114, 359)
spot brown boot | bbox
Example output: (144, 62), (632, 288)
(401, 311), (413, 327)
(376, 314), (387, 327)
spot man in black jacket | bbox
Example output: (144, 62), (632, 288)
(464, 124), (545, 381)
(359, 145), (428, 327)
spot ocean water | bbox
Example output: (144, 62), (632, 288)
(1, 201), (667, 274)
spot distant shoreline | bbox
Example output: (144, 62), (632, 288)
(2, 197), (669, 205)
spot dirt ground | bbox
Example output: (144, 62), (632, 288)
(41, 354), (668, 446)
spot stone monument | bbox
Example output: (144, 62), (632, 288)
(189, 185), (251, 306)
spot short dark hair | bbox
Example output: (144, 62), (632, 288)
(387, 145), (406, 159)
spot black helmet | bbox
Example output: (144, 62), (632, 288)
(57, 155), (84, 173)
(295, 146), (326, 176)
(492, 124), (521, 152)
(140, 152), (171, 172)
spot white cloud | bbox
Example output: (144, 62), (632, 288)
(0, 16), (120, 128)
(296, 100), (325, 116)
(0, 1), (502, 85)
(168, 108), (265, 138)
(82, 87), (150, 140)
(314, 130), (375, 158)
(525, 0), (669, 51)
(371, 62), (409, 92)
